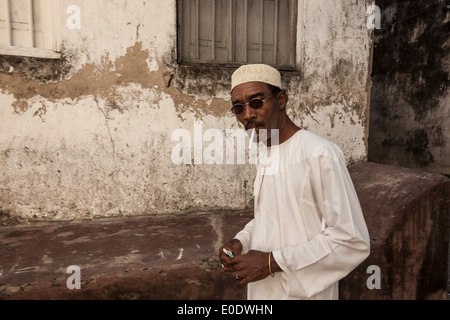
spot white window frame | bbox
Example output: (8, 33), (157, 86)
(177, 0), (297, 70)
(0, 0), (61, 59)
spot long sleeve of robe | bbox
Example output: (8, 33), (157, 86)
(234, 130), (370, 300)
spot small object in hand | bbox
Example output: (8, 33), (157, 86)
(223, 248), (234, 258)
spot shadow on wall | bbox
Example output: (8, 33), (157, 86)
(368, 0), (450, 175)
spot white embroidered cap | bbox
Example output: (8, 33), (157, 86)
(231, 64), (282, 92)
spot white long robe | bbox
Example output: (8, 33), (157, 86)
(235, 130), (370, 300)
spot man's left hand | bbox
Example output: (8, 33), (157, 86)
(228, 250), (275, 285)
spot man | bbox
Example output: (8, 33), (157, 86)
(219, 64), (370, 300)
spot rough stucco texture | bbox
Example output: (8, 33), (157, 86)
(0, 0), (374, 223)
(368, 0), (450, 175)
(0, 162), (447, 300)
(340, 162), (449, 300)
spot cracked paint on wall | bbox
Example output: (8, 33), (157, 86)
(0, 0), (374, 224)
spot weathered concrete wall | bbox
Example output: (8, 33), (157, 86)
(0, 0), (374, 224)
(368, 0), (450, 175)
(340, 162), (449, 300)
(0, 211), (250, 300)
(0, 162), (447, 300)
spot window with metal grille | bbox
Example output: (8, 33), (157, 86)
(177, 0), (297, 70)
(0, 0), (61, 59)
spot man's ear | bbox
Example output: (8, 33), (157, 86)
(278, 91), (288, 110)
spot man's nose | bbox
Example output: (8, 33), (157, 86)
(243, 105), (256, 122)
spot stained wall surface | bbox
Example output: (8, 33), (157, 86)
(0, 0), (374, 224)
(368, 0), (449, 175)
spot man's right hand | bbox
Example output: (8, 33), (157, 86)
(218, 239), (243, 272)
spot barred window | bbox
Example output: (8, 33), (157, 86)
(0, 0), (61, 59)
(177, 0), (297, 70)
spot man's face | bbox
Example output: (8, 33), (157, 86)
(231, 82), (282, 143)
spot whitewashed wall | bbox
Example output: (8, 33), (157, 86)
(0, 0), (374, 224)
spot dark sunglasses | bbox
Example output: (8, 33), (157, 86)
(231, 91), (278, 115)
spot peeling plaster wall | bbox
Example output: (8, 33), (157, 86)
(0, 0), (374, 224)
(368, 0), (450, 175)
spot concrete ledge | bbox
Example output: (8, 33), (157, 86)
(0, 212), (251, 300)
(0, 162), (448, 300)
(340, 162), (449, 300)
